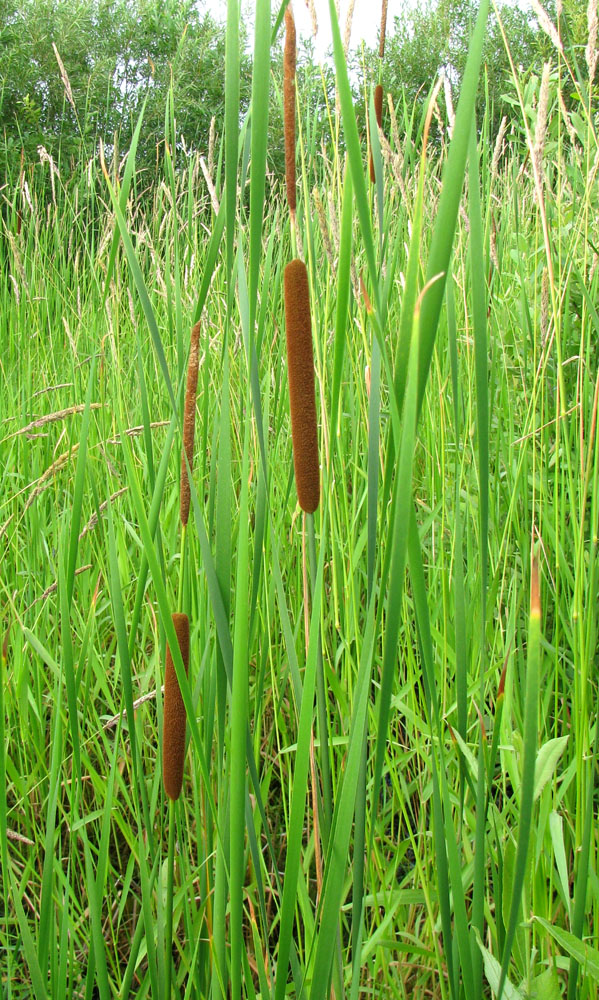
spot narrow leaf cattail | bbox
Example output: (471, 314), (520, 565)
(162, 613), (190, 801)
(369, 85), (384, 183)
(284, 4), (297, 214)
(180, 321), (201, 527)
(283, 259), (319, 513)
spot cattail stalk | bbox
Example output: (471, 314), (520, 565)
(163, 611), (190, 999)
(379, 0), (388, 59)
(283, 259), (320, 513)
(369, 85), (384, 183)
(284, 5), (297, 222)
(369, 0), (387, 183)
(180, 321), (201, 528)
(163, 613), (190, 800)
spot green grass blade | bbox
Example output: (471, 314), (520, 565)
(416, 0), (490, 418)
(498, 558), (541, 999)
(225, 0), (240, 281)
(229, 411), (251, 1000)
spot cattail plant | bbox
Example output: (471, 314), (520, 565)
(164, 319), (201, 999)
(162, 612), (190, 800)
(369, 85), (384, 183)
(283, 258), (320, 513)
(284, 4), (297, 220)
(369, 0), (387, 182)
(180, 319), (201, 528)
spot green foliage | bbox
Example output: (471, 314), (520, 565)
(362, 0), (548, 138)
(1, 3), (599, 999)
(0, 0), (251, 180)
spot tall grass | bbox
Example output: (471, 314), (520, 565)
(1, 2), (598, 998)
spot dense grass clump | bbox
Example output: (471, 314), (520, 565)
(1, 3), (598, 999)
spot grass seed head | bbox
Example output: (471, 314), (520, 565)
(162, 612), (190, 801)
(180, 321), (201, 527)
(283, 259), (320, 514)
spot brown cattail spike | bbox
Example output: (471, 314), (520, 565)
(180, 321), (201, 527)
(369, 84), (384, 183)
(379, 0), (388, 60)
(162, 613), (190, 801)
(374, 84), (384, 129)
(284, 4), (297, 214)
(283, 259), (320, 513)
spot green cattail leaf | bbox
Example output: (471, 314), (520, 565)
(249, 0), (271, 337)
(8, 865), (49, 1000)
(331, 159), (353, 439)
(229, 411), (251, 1000)
(101, 98), (147, 307)
(328, 0), (379, 314)
(309, 595), (376, 1000)
(416, 0), (490, 418)
(225, 0), (240, 281)
(273, 504), (326, 1000)
(498, 559), (541, 999)
(102, 172), (176, 413)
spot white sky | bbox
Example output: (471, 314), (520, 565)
(205, 1), (400, 59)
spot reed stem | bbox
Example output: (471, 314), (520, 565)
(307, 512), (332, 841)
(165, 798), (176, 999)
(178, 524), (187, 615)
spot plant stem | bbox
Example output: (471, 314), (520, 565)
(165, 797), (176, 999)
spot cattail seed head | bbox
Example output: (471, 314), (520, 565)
(180, 321), (201, 527)
(163, 612), (190, 801)
(369, 85), (384, 183)
(283, 259), (320, 513)
(374, 84), (384, 129)
(379, 0), (388, 59)
(284, 5), (297, 214)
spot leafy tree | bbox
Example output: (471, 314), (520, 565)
(0, 0), (251, 182)
(361, 0), (547, 140)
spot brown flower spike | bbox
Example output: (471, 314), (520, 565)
(162, 612), (190, 801)
(284, 4), (297, 214)
(369, 84), (384, 183)
(180, 321), (201, 527)
(284, 259), (320, 513)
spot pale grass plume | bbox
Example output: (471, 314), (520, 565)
(306, 0), (318, 38)
(490, 216), (499, 270)
(23, 445), (79, 512)
(587, 0), (598, 82)
(313, 188), (335, 269)
(534, 62), (551, 185)
(200, 156), (220, 214)
(491, 116), (508, 186)
(27, 564), (92, 609)
(343, 0), (356, 56)
(558, 90), (578, 146)
(63, 316), (77, 357)
(442, 71), (455, 138)
(107, 421), (170, 446)
(6, 231), (26, 284)
(327, 190), (340, 254)
(540, 266), (550, 346)
(208, 115), (216, 178)
(79, 488), (129, 541)
(530, 0), (564, 55)
(52, 43), (76, 112)
(38, 145), (60, 206)
(3, 404), (102, 443)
